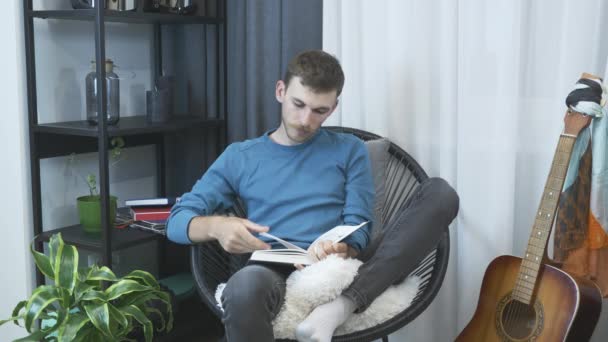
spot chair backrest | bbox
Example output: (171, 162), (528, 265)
(324, 127), (427, 228)
(190, 127), (450, 341)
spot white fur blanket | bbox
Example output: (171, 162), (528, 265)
(215, 255), (420, 339)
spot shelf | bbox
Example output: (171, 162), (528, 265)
(29, 10), (223, 25)
(37, 225), (161, 252)
(33, 115), (224, 137)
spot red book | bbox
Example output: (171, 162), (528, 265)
(130, 206), (172, 221)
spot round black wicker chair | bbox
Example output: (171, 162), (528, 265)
(190, 127), (450, 342)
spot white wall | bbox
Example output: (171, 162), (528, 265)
(1, 1), (159, 338)
(0, 1), (33, 340)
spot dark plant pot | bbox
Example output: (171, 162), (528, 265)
(77, 195), (117, 234)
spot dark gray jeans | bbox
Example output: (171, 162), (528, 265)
(220, 177), (459, 341)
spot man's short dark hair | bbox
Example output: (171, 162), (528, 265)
(284, 50), (345, 96)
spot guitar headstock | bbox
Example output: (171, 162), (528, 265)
(563, 72), (600, 136)
(563, 110), (592, 136)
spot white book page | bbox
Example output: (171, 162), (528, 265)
(250, 250), (313, 265)
(313, 221), (369, 245)
(259, 232), (306, 252)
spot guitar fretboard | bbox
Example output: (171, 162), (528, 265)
(511, 134), (577, 304)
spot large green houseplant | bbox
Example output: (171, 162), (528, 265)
(0, 233), (173, 341)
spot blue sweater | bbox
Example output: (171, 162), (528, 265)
(166, 128), (375, 251)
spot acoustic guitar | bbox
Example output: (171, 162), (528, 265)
(456, 75), (603, 342)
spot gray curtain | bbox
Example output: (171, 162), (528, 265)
(155, 0), (323, 299)
(227, 0), (323, 142)
(160, 0), (322, 196)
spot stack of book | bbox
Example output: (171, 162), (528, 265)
(124, 197), (180, 235)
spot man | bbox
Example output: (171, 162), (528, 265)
(167, 50), (459, 342)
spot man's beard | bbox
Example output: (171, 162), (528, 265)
(286, 125), (314, 143)
(282, 117), (315, 143)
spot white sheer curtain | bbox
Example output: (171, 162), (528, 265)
(323, 0), (608, 340)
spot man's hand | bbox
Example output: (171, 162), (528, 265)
(194, 216), (271, 253)
(308, 240), (358, 262)
(295, 241), (358, 269)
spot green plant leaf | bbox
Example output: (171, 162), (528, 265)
(0, 300), (28, 327)
(111, 137), (125, 149)
(0, 313), (24, 327)
(24, 285), (62, 332)
(30, 243), (54, 280)
(107, 303), (128, 331)
(124, 270), (159, 289)
(57, 312), (90, 342)
(87, 266), (117, 282)
(105, 279), (150, 301)
(58, 287), (72, 309)
(110, 137), (125, 162)
(71, 323), (105, 342)
(40, 306), (68, 338)
(151, 290), (173, 331)
(74, 283), (96, 303)
(77, 268), (89, 282)
(80, 290), (107, 303)
(145, 307), (165, 332)
(121, 305), (152, 342)
(48, 234), (62, 270)
(123, 290), (173, 332)
(13, 330), (47, 342)
(86, 174), (97, 196)
(113, 291), (151, 307)
(83, 303), (112, 339)
(53, 242), (78, 294)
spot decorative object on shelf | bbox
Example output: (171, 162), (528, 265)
(77, 193), (118, 234)
(146, 89), (170, 123)
(143, 0), (197, 15)
(72, 0), (136, 10)
(70, 137), (125, 234)
(146, 75), (174, 123)
(169, 0), (197, 15)
(131, 219), (167, 235)
(125, 196), (181, 207)
(0, 233), (173, 341)
(107, 0), (137, 11)
(86, 59), (120, 126)
(130, 206), (171, 221)
(71, 0), (96, 9)
(142, 0), (162, 12)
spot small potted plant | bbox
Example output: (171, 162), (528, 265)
(71, 137), (125, 234)
(0, 233), (173, 341)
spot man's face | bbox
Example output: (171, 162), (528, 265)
(275, 77), (338, 144)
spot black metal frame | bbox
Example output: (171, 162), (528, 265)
(22, 0), (228, 287)
(190, 127), (451, 342)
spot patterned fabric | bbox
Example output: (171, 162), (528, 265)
(554, 115), (608, 297)
(554, 145), (591, 261)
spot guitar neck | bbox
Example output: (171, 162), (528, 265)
(512, 134), (577, 304)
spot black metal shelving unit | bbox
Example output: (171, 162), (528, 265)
(23, 0), (227, 291)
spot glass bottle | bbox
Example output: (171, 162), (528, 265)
(86, 59), (120, 125)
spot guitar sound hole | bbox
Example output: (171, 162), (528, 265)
(500, 300), (537, 340)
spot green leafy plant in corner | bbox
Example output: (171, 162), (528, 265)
(0, 233), (173, 341)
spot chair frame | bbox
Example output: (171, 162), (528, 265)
(190, 127), (450, 342)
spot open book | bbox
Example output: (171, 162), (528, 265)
(249, 222), (369, 265)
